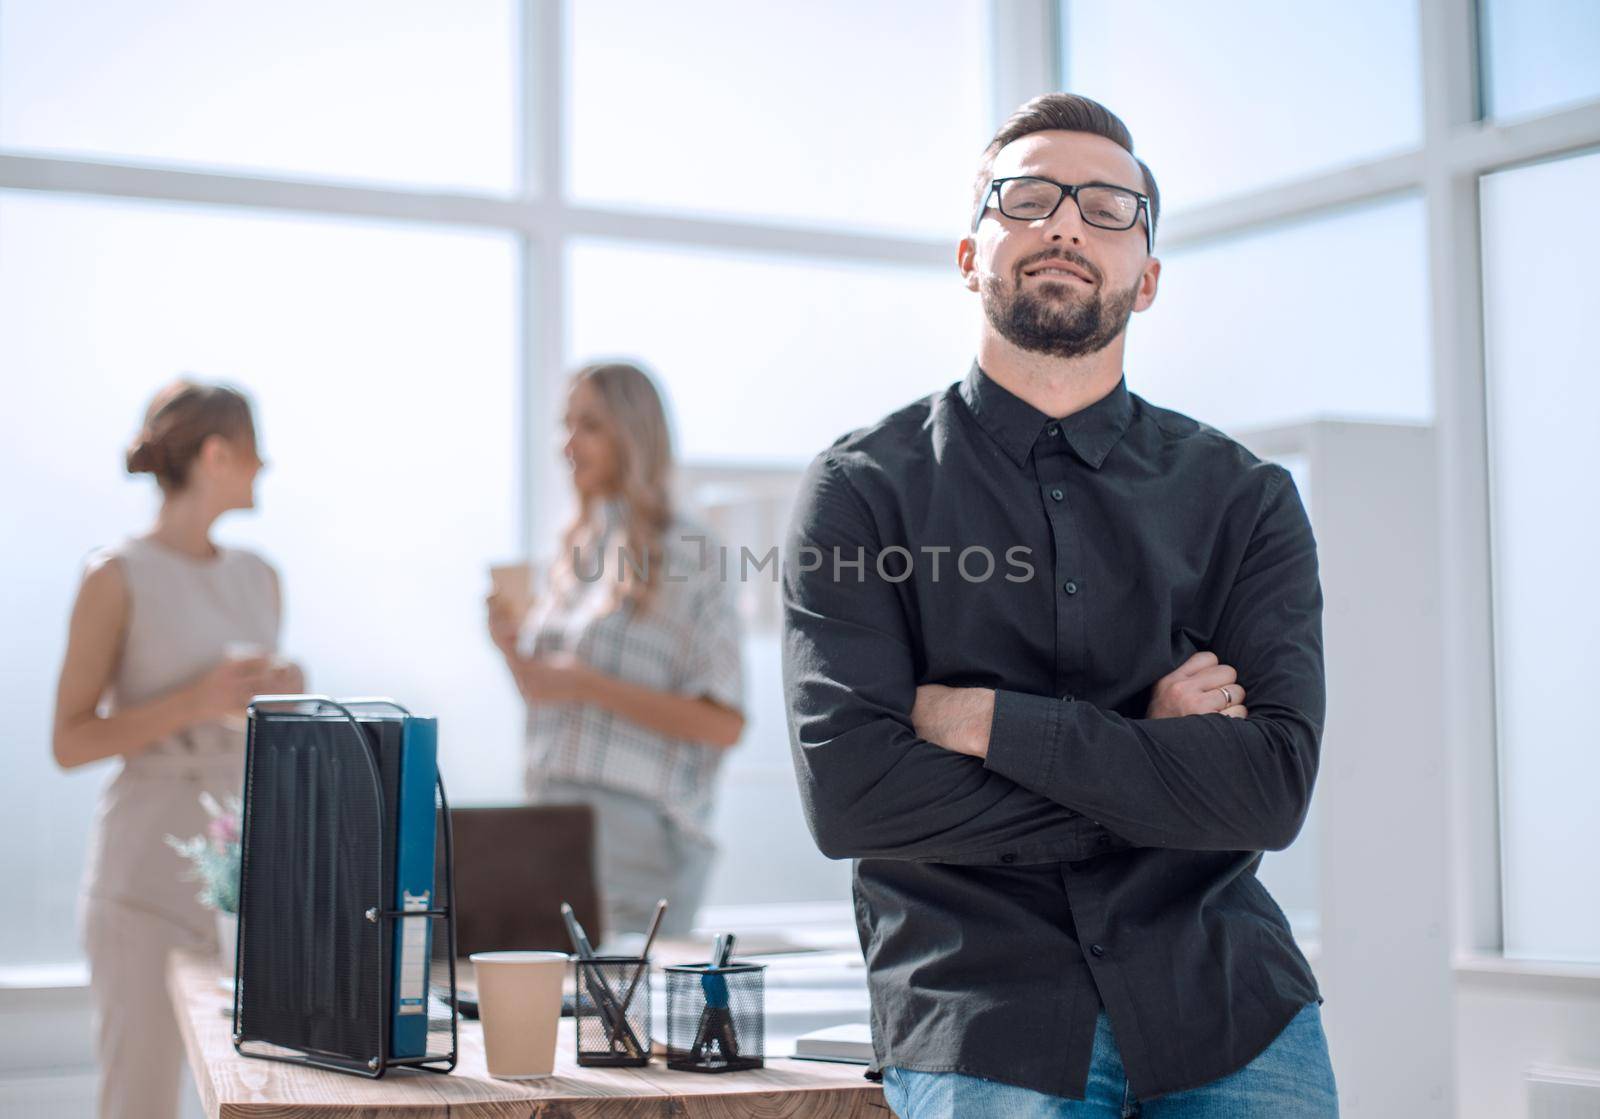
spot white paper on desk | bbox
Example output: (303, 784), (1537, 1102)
(792, 1022), (874, 1063)
(752, 950), (867, 990)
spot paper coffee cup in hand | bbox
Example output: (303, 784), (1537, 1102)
(219, 642), (271, 728)
(471, 951), (568, 1079)
(489, 561), (540, 620)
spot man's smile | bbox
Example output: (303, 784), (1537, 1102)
(1022, 259), (1096, 285)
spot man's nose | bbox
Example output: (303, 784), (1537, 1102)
(1041, 195), (1087, 242)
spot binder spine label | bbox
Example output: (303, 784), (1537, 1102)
(398, 891), (430, 1014)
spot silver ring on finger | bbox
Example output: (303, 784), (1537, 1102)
(1219, 685), (1233, 706)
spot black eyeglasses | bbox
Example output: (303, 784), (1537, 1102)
(974, 176), (1153, 252)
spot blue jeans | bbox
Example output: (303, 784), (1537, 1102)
(883, 1001), (1338, 1118)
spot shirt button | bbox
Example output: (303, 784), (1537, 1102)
(1050, 488), (1064, 501)
(1047, 424), (1060, 437)
(1090, 944), (1105, 957)
(1060, 693), (1075, 702)
(1000, 853), (1017, 864)
(1063, 580), (1078, 595)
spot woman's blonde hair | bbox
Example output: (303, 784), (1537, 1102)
(550, 361), (676, 616)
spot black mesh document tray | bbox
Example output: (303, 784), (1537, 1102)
(232, 696), (458, 1078)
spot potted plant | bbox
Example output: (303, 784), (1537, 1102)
(166, 792), (242, 978)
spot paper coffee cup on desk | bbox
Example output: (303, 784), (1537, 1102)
(471, 951), (568, 1079)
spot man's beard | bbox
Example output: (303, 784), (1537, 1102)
(981, 264), (1139, 360)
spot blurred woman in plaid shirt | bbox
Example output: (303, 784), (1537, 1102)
(488, 361), (746, 938)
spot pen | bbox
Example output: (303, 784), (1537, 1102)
(560, 902), (595, 958)
(560, 902), (645, 1057)
(617, 898), (667, 1016)
(690, 931), (741, 1064)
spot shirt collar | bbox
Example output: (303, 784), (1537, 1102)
(958, 360), (1133, 470)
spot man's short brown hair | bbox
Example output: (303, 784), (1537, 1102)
(972, 93), (1160, 248)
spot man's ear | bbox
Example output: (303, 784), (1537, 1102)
(957, 237), (980, 293)
(1134, 255), (1161, 313)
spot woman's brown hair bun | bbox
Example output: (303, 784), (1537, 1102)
(124, 437), (167, 477)
(124, 378), (256, 492)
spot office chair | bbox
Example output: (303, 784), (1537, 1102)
(437, 803), (605, 956)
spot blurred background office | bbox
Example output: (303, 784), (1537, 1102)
(1, 1), (1597, 1117)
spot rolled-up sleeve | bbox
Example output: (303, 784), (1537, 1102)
(983, 467), (1325, 852)
(678, 563), (745, 713)
(782, 452), (1124, 864)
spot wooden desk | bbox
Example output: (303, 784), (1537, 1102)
(167, 950), (886, 1117)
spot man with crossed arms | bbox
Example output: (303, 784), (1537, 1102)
(782, 93), (1336, 1117)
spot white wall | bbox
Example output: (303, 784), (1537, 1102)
(0, 976), (200, 1118)
(1455, 965), (1600, 1119)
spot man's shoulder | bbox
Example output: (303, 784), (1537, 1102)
(1129, 392), (1290, 495)
(806, 385), (953, 483)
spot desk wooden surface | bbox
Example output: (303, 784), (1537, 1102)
(168, 950), (886, 1118)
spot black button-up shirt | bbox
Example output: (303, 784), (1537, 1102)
(780, 362), (1325, 1102)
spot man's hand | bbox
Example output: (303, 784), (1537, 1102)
(910, 684), (996, 758)
(1146, 651), (1248, 719)
(912, 649), (1246, 759)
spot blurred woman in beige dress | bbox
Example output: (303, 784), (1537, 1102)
(52, 380), (303, 1119)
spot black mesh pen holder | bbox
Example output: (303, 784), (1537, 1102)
(665, 962), (765, 1073)
(572, 956), (652, 1067)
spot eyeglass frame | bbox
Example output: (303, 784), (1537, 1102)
(972, 175), (1155, 253)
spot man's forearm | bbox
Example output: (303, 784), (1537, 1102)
(788, 700), (1131, 863)
(980, 689), (1319, 851)
(910, 680), (1312, 852)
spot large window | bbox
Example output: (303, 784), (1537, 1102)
(1060, 0), (1423, 211)
(568, 0), (987, 235)
(0, 1), (986, 971)
(3, 0), (1599, 978)
(1060, 0), (1600, 972)
(1056, 18), (1431, 952)
(567, 240), (977, 464)
(1125, 195), (1431, 431)
(0, 192), (521, 966)
(1479, 0), (1600, 121)
(0, 0), (519, 192)
(1481, 148), (1600, 964)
